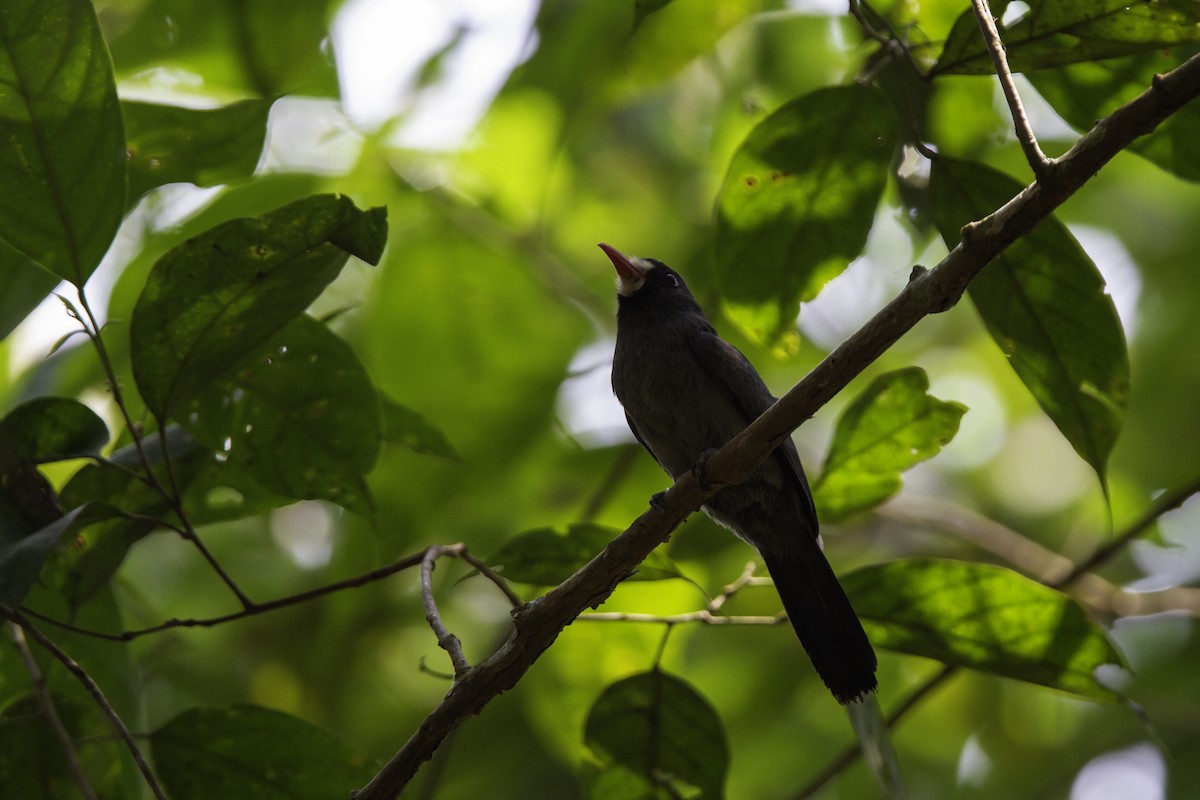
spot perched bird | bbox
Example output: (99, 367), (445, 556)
(602, 243), (877, 704)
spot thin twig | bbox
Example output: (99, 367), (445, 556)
(1057, 475), (1200, 590)
(422, 547), (471, 679)
(9, 622), (99, 800)
(4, 607), (167, 800)
(848, 0), (892, 46)
(455, 547), (522, 608)
(970, 0), (1051, 175)
(23, 550), (430, 641)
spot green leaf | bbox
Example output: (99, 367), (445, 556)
(813, 368), (966, 522)
(151, 705), (377, 800)
(623, 0), (760, 85)
(843, 558), (1125, 700)
(0, 503), (119, 606)
(490, 523), (683, 585)
(0, 241), (60, 340)
(124, 98), (273, 204)
(933, 0), (1200, 75)
(182, 315), (382, 517)
(0, 397), (109, 471)
(130, 194), (387, 419)
(930, 157), (1128, 486)
(714, 85), (897, 342)
(108, 0), (340, 98)
(1028, 49), (1200, 182)
(0, 0), (126, 285)
(584, 670), (729, 800)
(381, 398), (459, 461)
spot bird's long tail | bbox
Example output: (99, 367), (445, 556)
(760, 543), (877, 704)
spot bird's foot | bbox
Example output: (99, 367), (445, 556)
(649, 490), (667, 507)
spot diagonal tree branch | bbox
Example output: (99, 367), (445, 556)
(354, 49), (1200, 800)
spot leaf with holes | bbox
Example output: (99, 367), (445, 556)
(931, 158), (1128, 488)
(714, 84), (896, 343)
(813, 368), (965, 522)
(584, 670), (729, 800)
(130, 193), (386, 420)
(844, 558), (1125, 700)
(181, 315), (382, 518)
(0, 0), (126, 284)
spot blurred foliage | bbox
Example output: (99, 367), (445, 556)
(1, 0), (1200, 798)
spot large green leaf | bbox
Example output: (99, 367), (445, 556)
(182, 315), (382, 518)
(124, 98), (274, 204)
(813, 368), (966, 522)
(930, 157), (1128, 487)
(0, 397), (108, 471)
(107, 0), (340, 98)
(151, 705), (377, 800)
(844, 558), (1125, 700)
(1028, 49), (1200, 182)
(0, 0), (126, 285)
(0, 241), (59, 340)
(622, 0), (761, 86)
(584, 670), (729, 800)
(490, 523), (683, 586)
(130, 194), (386, 420)
(714, 84), (897, 343)
(933, 0), (1200, 75)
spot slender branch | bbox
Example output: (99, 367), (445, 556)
(455, 546), (523, 608)
(1058, 476), (1200, 590)
(3, 607), (167, 800)
(970, 0), (1050, 174)
(23, 550), (430, 641)
(353, 52), (1200, 800)
(849, 0), (892, 46)
(421, 547), (471, 678)
(9, 622), (98, 800)
(73, 287), (253, 609)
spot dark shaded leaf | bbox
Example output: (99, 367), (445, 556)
(930, 157), (1128, 486)
(124, 98), (273, 203)
(381, 399), (459, 461)
(0, 397), (109, 471)
(490, 523), (683, 585)
(0, 0), (126, 285)
(57, 443), (190, 608)
(584, 670), (728, 800)
(714, 85), (897, 342)
(933, 0), (1200, 75)
(0, 242), (60, 340)
(814, 368), (966, 522)
(130, 194), (387, 419)
(1028, 48), (1200, 182)
(0, 503), (119, 606)
(844, 558), (1125, 700)
(151, 705), (377, 800)
(183, 315), (381, 517)
(0, 694), (127, 798)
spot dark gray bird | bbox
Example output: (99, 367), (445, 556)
(602, 243), (877, 704)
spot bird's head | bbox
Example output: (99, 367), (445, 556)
(598, 243), (701, 320)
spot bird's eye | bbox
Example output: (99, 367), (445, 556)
(666, 274), (679, 287)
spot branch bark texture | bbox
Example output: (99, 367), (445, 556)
(355, 50), (1200, 800)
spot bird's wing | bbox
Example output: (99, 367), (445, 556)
(624, 411), (662, 466)
(687, 331), (816, 514)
